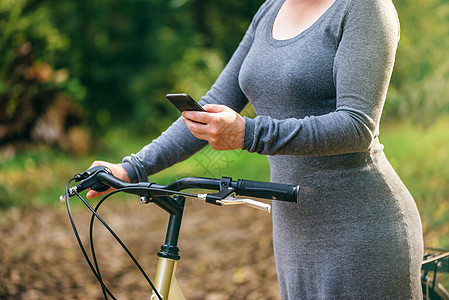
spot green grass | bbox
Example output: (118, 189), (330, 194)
(150, 147), (269, 185)
(0, 147), (93, 208)
(381, 117), (449, 248)
(0, 129), (269, 209)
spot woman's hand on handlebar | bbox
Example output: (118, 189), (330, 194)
(182, 104), (245, 151)
(86, 161), (130, 199)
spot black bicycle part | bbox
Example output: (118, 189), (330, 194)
(422, 250), (449, 299)
(65, 178), (117, 299)
(422, 280), (449, 300)
(69, 165), (299, 203)
(204, 176), (235, 205)
(162, 176), (299, 203)
(157, 195), (185, 260)
(65, 182), (164, 300)
(74, 166), (113, 192)
(236, 179), (299, 202)
(88, 194), (114, 299)
(68, 172), (299, 206)
(84, 189), (163, 300)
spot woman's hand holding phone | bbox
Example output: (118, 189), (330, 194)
(165, 93), (244, 150)
(182, 104), (245, 151)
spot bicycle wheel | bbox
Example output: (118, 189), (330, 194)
(422, 279), (449, 300)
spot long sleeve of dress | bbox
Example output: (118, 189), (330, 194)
(121, 4), (269, 182)
(242, 0), (400, 156)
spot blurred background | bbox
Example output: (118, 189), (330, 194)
(1, 0), (448, 298)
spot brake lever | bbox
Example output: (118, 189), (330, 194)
(217, 196), (272, 213)
(60, 166), (113, 201)
(74, 166), (113, 181)
(200, 176), (235, 205)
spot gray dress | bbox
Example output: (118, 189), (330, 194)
(122, 0), (424, 298)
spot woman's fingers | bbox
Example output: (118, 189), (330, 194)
(86, 188), (114, 199)
(203, 104), (233, 113)
(181, 104), (245, 150)
(181, 111), (210, 124)
(182, 104), (231, 123)
(182, 116), (207, 133)
(84, 161), (129, 199)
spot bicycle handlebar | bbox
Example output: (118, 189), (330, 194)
(236, 179), (298, 202)
(61, 166), (299, 204)
(164, 176), (299, 203)
(61, 167), (299, 299)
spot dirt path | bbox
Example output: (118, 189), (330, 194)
(0, 198), (280, 299)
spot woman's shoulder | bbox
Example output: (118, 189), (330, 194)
(345, 0), (398, 18)
(344, 0), (399, 32)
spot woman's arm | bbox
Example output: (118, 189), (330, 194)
(120, 1), (272, 182)
(243, 0), (400, 156)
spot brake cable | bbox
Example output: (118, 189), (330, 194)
(66, 179), (205, 300)
(86, 187), (190, 300)
(65, 178), (117, 299)
(66, 181), (172, 300)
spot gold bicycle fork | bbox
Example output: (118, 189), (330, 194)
(151, 257), (185, 300)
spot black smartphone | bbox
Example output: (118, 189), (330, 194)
(165, 93), (205, 112)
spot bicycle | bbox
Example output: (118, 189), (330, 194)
(61, 165), (299, 299)
(62, 165), (449, 299)
(422, 248), (449, 300)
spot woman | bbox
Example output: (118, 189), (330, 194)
(88, 0), (424, 298)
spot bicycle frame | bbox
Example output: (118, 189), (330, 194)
(152, 258), (185, 300)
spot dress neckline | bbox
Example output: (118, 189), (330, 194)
(267, 0), (339, 46)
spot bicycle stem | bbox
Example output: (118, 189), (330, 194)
(150, 195), (186, 300)
(157, 195), (185, 260)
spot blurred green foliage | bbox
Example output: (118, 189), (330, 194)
(0, 0), (262, 140)
(388, 0), (449, 124)
(0, 0), (88, 103)
(0, 0), (68, 118)
(37, 0), (262, 135)
(381, 118), (449, 247)
(2, 0), (447, 137)
(0, 0), (86, 149)
(0, 0), (69, 70)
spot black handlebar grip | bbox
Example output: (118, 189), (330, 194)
(235, 179), (299, 203)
